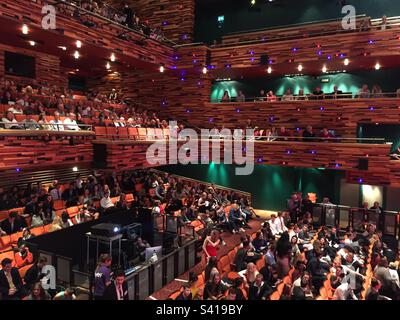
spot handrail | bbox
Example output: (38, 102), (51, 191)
(151, 169), (252, 199)
(52, 0), (177, 47)
(223, 15), (367, 37)
(214, 15), (400, 48)
(214, 92), (400, 103)
(0, 121), (93, 131)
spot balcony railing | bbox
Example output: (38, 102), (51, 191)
(0, 122), (93, 132)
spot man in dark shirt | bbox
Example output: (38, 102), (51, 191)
(312, 86), (325, 100)
(248, 274), (273, 300)
(0, 258), (27, 300)
(175, 283), (193, 300)
(302, 125), (316, 141)
(24, 256), (48, 289)
(0, 212), (25, 235)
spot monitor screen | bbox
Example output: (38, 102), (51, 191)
(145, 246), (162, 262)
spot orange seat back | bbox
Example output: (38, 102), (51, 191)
(137, 128), (147, 140)
(0, 236), (11, 251)
(128, 127), (138, 140)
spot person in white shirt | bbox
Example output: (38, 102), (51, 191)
(63, 113), (80, 131)
(50, 111), (64, 131)
(268, 214), (279, 236)
(100, 192), (114, 210)
(275, 212), (288, 234)
(2, 111), (22, 129)
(8, 102), (24, 114)
(50, 183), (62, 201)
(333, 278), (358, 300)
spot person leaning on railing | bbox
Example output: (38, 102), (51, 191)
(1, 111), (23, 130)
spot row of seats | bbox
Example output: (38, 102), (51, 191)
(94, 126), (171, 140)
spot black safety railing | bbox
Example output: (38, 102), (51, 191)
(311, 203), (399, 239)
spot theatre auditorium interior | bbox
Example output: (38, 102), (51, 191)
(0, 0), (400, 302)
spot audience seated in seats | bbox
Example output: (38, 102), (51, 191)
(24, 282), (51, 300)
(357, 84), (371, 98)
(2, 111), (22, 129)
(203, 273), (227, 300)
(0, 212), (26, 235)
(248, 273), (273, 300)
(312, 87), (325, 100)
(14, 244), (34, 268)
(221, 91), (230, 103)
(0, 258), (27, 300)
(303, 125), (316, 141)
(175, 283), (193, 300)
(266, 90), (277, 102)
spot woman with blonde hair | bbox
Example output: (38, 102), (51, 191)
(49, 216), (63, 232)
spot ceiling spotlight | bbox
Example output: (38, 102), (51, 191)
(297, 64), (303, 72)
(267, 66), (272, 74)
(110, 53), (116, 62)
(375, 62), (381, 70)
(322, 65), (327, 73)
(22, 24), (29, 35)
(76, 40), (82, 48)
(106, 62), (111, 70)
(58, 46), (67, 51)
(251, 0), (256, 5)
(159, 65), (164, 73)
(202, 66), (207, 74)
(344, 58), (349, 66)
(74, 51), (80, 59)
(29, 41), (35, 46)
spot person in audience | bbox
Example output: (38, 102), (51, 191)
(330, 85), (343, 99)
(63, 113), (80, 130)
(357, 84), (370, 98)
(303, 125), (316, 140)
(221, 91), (230, 102)
(203, 273), (226, 300)
(277, 126), (291, 141)
(296, 88), (308, 100)
(50, 111), (64, 131)
(321, 127), (334, 141)
(14, 244), (34, 268)
(2, 111), (22, 129)
(276, 232), (291, 278)
(103, 269), (129, 300)
(366, 278), (382, 300)
(252, 231), (268, 253)
(292, 272), (314, 300)
(312, 87), (325, 100)
(380, 15), (391, 30)
(8, 101), (24, 114)
(22, 114), (39, 130)
(236, 90), (246, 102)
(0, 211), (25, 235)
(204, 256), (219, 282)
(60, 211), (73, 228)
(100, 191), (115, 212)
(248, 273), (273, 300)
(229, 203), (246, 232)
(332, 272), (358, 300)
(175, 283), (193, 300)
(202, 229), (221, 260)
(370, 201), (384, 215)
(374, 256), (397, 299)
(282, 88), (294, 101)
(49, 216), (63, 232)
(256, 89), (266, 101)
(360, 17), (372, 31)
(17, 228), (33, 247)
(371, 84), (383, 98)
(24, 282), (51, 300)
(266, 90), (277, 102)
(24, 256), (48, 289)
(224, 287), (237, 300)
(0, 258), (27, 300)
(53, 287), (77, 300)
